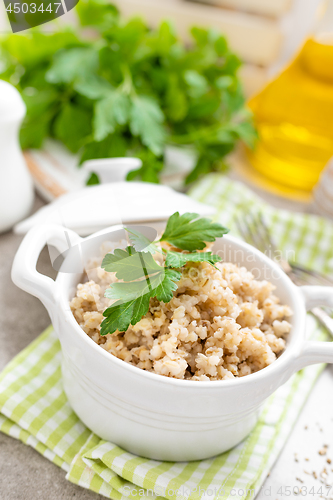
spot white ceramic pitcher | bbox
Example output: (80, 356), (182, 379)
(0, 80), (34, 233)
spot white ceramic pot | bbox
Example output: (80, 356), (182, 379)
(11, 223), (333, 461)
(0, 81), (34, 233)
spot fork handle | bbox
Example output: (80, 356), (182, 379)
(301, 287), (333, 337)
(293, 286), (333, 370)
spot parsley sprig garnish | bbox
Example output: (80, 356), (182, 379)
(100, 212), (228, 335)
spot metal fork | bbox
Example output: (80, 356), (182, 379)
(235, 211), (333, 337)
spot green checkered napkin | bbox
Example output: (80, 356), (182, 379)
(1, 176), (333, 500)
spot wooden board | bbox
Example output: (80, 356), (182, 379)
(112, 0), (283, 65)
(185, 0), (293, 18)
(24, 140), (86, 202)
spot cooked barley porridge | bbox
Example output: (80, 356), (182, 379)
(70, 241), (292, 381)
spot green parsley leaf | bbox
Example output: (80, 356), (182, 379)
(101, 300), (135, 335)
(184, 156), (212, 185)
(131, 294), (152, 324)
(125, 227), (160, 254)
(53, 103), (92, 153)
(86, 172), (100, 185)
(101, 268), (181, 335)
(74, 76), (113, 100)
(101, 295), (150, 335)
(160, 212), (229, 251)
(165, 251), (221, 268)
(145, 21), (176, 56)
(46, 47), (98, 85)
(99, 212), (229, 334)
(102, 246), (162, 281)
(164, 74), (188, 122)
(104, 266), (180, 303)
(76, 0), (119, 32)
(184, 70), (209, 98)
(0, 31), (80, 67)
(20, 90), (58, 149)
(105, 277), (159, 302)
(155, 268), (181, 302)
(125, 150), (163, 183)
(129, 95), (165, 156)
(79, 133), (128, 165)
(215, 75), (234, 90)
(101, 261), (181, 334)
(94, 90), (131, 141)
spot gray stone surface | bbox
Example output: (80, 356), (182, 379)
(0, 191), (332, 500)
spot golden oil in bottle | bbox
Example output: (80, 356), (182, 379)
(247, 33), (333, 192)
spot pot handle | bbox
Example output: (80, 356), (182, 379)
(300, 286), (333, 309)
(295, 286), (333, 370)
(11, 223), (82, 313)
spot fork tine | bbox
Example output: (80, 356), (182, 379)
(253, 213), (272, 256)
(290, 264), (333, 286)
(258, 212), (279, 254)
(234, 215), (251, 242)
(243, 213), (264, 250)
(289, 269), (320, 286)
(236, 214), (265, 253)
(257, 213), (333, 285)
(236, 209), (333, 289)
(287, 272), (308, 286)
(237, 210), (333, 333)
(242, 211), (273, 256)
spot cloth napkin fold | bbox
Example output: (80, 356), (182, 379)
(1, 176), (333, 500)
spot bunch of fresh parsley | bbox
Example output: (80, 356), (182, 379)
(0, 0), (256, 184)
(100, 212), (228, 335)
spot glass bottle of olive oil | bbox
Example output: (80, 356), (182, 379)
(247, 4), (333, 192)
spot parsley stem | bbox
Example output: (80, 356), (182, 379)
(120, 64), (135, 96)
(138, 252), (152, 293)
(168, 123), (223, 145)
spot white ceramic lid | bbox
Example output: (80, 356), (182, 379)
(14, 182), (216, 235)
